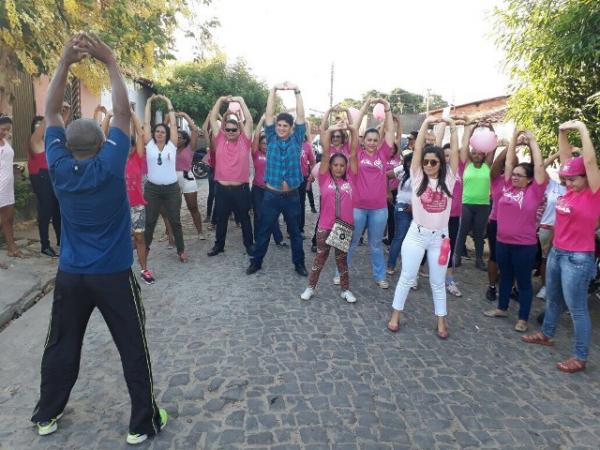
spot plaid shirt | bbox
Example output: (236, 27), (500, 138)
(264, 123), (305, 190)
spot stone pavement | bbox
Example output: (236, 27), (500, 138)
(1, 178), (600, 450)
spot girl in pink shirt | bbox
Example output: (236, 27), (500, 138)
(484, 129), (547, 332)
(388, 116), (459, 339)
(301, 121), (358, 303)
(523, 120), (600, 373)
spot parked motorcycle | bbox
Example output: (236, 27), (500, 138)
(191, 148), (210, 179)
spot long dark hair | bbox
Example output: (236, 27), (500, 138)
(400, 152), (413, 189)
(416, 145), (453, 198)
(329, 152), (348, 181)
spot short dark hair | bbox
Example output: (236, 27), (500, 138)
(442, 143), (451, 150)
(409, 131), (418, 139)
(178, 129), (191, 147)
(276, 112), (294, 127)
(152, 123), (170, 143)
(0, 115), (12, 126)
(31, 115), (44, 134)
(364, 127), (380, 138)
(515, 162), (534, 179)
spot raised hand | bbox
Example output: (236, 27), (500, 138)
(559, 120), (585, 132)
(62, 33), (88, 65)
(79, 33), (115, 64)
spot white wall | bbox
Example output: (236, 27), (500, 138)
(100, 80), (152, 121)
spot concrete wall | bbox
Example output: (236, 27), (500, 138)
(100, 80), (152, 120)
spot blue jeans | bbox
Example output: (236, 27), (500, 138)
(345, 207), (388, 281)
(251, 186), (283, 244)
(496, 241), (537, 320)
(387, 203), (412, 269)
(251, 190), (304, 267)
(542, 248), (596, 360)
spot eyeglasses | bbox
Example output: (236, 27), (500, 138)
(422, 159), (439, 167)
(511, 172), (527, 178)
(157, 153), (162, 166)
(225, 128), (239, 133)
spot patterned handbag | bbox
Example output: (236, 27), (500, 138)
(325, 180), (354, 253)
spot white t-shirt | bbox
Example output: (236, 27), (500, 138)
(393, 166), (412, 205)
(410, 167), (457, 231)
(540, 179), (567, 226)
(146, 140), (177, 185)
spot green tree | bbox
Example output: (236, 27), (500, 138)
(156, 54), (269, 124)
(494, 0), (600, 154)
(339, 88), (448, 115)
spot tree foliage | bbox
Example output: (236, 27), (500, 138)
(156, 54), (270, 124)
(0, 0), (217, 95)
(339, 88), (448, 115)
(494, 0), (600, 154)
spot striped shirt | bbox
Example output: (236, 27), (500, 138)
(264, 123), (305, 190)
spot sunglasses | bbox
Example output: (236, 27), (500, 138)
(157, 153), (162, 166)
(422, 159), (439, 167)
(225, 128), (239, 133)
(511, 172), (527, 178)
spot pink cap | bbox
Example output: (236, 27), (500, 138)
(559, 156), (586, 177)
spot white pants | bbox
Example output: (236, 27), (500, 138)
(392, 222), (448, 316)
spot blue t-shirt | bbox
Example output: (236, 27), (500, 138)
(46, 126), (133, 274)
(264, 123), (305, 190)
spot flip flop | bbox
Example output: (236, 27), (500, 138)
(387, 322), (399, 333)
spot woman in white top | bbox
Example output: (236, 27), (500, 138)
(387, 116), (459, 338)
(0, 115), (22, 257)
(143, 94), (188, 262)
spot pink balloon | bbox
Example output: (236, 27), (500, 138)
(348, 107), (360, 123)
(373, 103), (385, 121)
(228, 101), (241, 112)
(311, 162), (321, 179)
(469, 128), (498, 153)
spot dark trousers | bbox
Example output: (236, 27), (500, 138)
(386, 189), (398, 242)
(207, 169), (216, 223)
(252, 189), (304, 267)
(307, 189), (316, 211)
(214, 182), (253, 251)
(298, 177), (309, 233)
(144, 181), (184, 253)
(455, 203), (490, 262)
(251, 185), (283, 244)
(30, 170), (61, 250)
(448, 216), (460, 268)
(496, 241), (538, 320)
(31, 269), (162, 436)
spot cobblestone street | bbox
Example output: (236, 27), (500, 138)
(1, 179), (600, 450)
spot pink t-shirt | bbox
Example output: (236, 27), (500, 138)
(176, 145), (193, 172)
(252, 151), (267, 187)
(411, 167), (457, 231)
(318, 172), (354, 231)
(330, 142), (350, 158)
(488, 175), (504, 221)
(554, 187), (600, 252)
(301, 142), (316, 177)
(213, 130), (251, 183)
(497, 178), (547, 245)
(125, 152), (147, 207)
(450, 160), (466, 217)
(354, 142), (391, 209)
(386, 153), (402, 191)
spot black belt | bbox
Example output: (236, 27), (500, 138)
(264, 185), (298, 196)
(216, 182), (248, 190)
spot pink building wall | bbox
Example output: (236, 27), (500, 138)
(33, 75), (100, 117)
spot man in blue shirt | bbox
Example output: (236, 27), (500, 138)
(247, 82), (308, 276)
(31, 34), (166, 445)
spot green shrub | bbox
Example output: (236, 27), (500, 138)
(14, 177), (34, 211)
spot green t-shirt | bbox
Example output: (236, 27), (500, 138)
(462, 162), (490, 205)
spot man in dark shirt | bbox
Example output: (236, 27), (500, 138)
(247, 82), (308, 276)
(31, 34), (166, 445)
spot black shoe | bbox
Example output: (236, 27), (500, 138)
(311, 208), (317, 213)
(311, 244), (317, 253)
(295, 264), (308, 276)
(485, 285), (497, 301)
(246, 245), (255, 256)
(358, 237), (364, 246)
(207, 247), (224, 257)
(246, 262), (261, 275)
(275, 241), (288, 248)
(41, 247), (58, 258)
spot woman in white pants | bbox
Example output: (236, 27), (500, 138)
(387, 115), (459, 339)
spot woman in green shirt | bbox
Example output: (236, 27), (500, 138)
(454, 122), (495, 271)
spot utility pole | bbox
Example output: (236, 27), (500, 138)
(329, 62), (334, 108)
(425, 88), (432, 114)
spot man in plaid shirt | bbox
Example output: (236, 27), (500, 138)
(247, 82), (308, 276)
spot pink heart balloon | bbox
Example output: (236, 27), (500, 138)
(373, 103), (385, 121)
(469, 128), (498, 153)
(348, 107), (360, 123)
(228, 101), (241, 112)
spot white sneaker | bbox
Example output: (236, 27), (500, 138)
(198, 232), (207, 240)
(446, 281), (462, 297)
(536, 286), (546, 299)
(376, 279), (389, 289)
(300, 287), (315, 300)
(333, 276), (340, 285)
(341, 290), (357, 303)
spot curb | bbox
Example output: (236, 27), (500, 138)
(0, 276), (55, 331)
